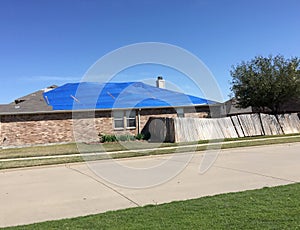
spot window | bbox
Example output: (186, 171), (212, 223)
(126, 110), (136, 129)
(113, 110), (136, 130)
(176, 108), (184, 118)
(113, 111), (124, 130)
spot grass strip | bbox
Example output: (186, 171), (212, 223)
(1, 135), (300, 170)
(1, 134), (299, 160)
(0, 142), (179, 159)
(3, 183), (300, 229)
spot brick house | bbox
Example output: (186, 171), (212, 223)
(0, 78), (215, 147)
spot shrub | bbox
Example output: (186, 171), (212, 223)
(99, 133), (137, 143)
(99, 134), (117, 143)
(117, 134), (135, 141)
(135, 133), (151, 141)
(135, 133), (144, 140)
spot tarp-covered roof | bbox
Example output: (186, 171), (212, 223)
(43, 82), (216, 110)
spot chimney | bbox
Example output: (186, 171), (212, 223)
(156, 76), (165, 88)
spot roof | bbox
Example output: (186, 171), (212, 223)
(225, 98), (253, 115)
(224, 98), (300, 115)
(0, 88), (55, 115)
(43, 82), (216, 110)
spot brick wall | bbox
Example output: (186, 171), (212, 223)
(1, 113), (74, 147)
(183, 107), (210, 118)
(0, 111), (114, 147)
(0, 106), (209, 147)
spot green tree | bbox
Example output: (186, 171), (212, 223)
(230, 55), (300, 114)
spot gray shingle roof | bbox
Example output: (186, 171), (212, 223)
(225, 99), (253, 115)
(0, 87), (56, 115)
(224, 98), (300, 115)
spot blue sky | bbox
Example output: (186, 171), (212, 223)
(0, 0), (299, 103)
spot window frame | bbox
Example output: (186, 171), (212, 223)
(125, 110), (136, 129)
(176, 108), (185, 118)
(113, 110), (137, 130)
(113, 111), (125, 130)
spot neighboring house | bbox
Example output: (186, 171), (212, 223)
(0, 77), (216, 147)
(223, 98), (254, 116)
(224, 98), (300, 116)
(279, 98), (300, 113)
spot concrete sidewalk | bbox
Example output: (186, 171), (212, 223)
(1, 143), (300, 227)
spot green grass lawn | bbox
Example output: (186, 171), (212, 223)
(0, 141), (179, 159)
(1, 134), (299, 160)
(4, 183), (300, 229)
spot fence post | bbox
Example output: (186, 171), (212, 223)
(275, 114), (285, 135)
(230, 115), (240, 138)
(258, 113), (266, 136)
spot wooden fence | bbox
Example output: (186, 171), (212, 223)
(143, 113), (300, 143)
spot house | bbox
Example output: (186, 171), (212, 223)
(224, 98), (300, 116)
(223, 98), (255, 116)
(0, 77), (216, 147)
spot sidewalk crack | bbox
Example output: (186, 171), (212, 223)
(214, 165), (298, 183)
(65, 164), (141, 207)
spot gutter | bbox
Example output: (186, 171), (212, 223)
(0, 104), (213, 116)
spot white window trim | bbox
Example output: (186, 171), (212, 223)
(113, 110), (136, 130)
(113, 111), (125, 130)
(126, 110), (136, 129)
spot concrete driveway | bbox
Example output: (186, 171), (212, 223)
(1, 142), (300, 227)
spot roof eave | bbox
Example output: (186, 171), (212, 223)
(0, 103), (213, 116)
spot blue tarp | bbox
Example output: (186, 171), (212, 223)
(43, 82), (215, 110)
